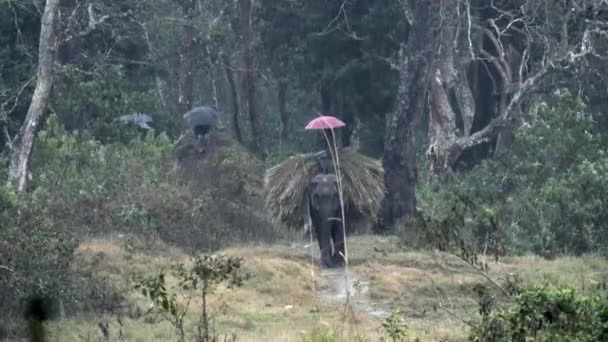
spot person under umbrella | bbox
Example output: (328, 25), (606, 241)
(183, 105), (219, 153)
(117, 113), (154, 132)
(305, 115), (346, 173)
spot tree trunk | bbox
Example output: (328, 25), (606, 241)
(454, 71), (476, 137)
(428, 70), (459, 183)
(8, 0), (60, 192)
(340, 96), (355, 147)
(239, 0), (265, 158)
(277, 79), (288, 141)
(425, 0), (607, 178)
(320, 84), (335, 115)
(222, 52), (243, 143)
(203, 40), (219, 110)
(427, 3), (462, 182)
(381, 0), (442, 230)
(137, 20), (178, 114)
(155, 76), (174, 114)
(177, 0), (198, 114)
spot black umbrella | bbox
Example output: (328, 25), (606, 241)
(183, 106), (219, 128)
(183, 106), (219, 152)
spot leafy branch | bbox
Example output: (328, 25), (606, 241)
(131, 254), (244, 342)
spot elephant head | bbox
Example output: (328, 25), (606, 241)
(309, 173), (345, 268)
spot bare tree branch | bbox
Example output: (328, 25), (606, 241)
(0, 265), (15, 274)
(62, 3), (129, 43)
(426, 0), (608, 180)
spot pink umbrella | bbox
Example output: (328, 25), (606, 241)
(305, 116), (345, 173)
(305, 116), (346, 130)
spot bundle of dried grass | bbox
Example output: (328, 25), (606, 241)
(263, 147), (385, 229)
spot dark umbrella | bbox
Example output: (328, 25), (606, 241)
(117, 113), (154, 130)
(183, 106), (219, 152)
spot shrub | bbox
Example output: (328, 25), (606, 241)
(418, 90), (608, 256)
(131, 253), (244, 342)
(29, 115), (280, 250)
(1, 171), (122, 338)
(51, 63), (177, 144)
(0, 184), (80, 329)
(471, 285), (608, 341)
(1, 114), (283, 336)
(381, 309), (409, 341)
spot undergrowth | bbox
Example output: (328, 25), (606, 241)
(416, 91), (608, 257)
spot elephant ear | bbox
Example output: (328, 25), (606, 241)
(307, 179), (318, 209)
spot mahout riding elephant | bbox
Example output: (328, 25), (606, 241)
(308, 173), (345, 268)
(183, 106), (219, 153)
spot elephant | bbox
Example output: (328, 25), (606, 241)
(308, 173), (345, 268)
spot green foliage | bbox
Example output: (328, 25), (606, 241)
(28, 115), (274, 251)
(1, 152), (124, 338)
(29, 114), (171, 237)
(51, 64), (173, 143)
(0, 184), (80, 322)
(471, 285), (608, 341)
(381, 309), (409, 342)
(0, 1), (39, 143)
(420, 91), (608, 256)
(174, 254), (245, 292)
(257, 0), (405, 157)
(133, 272), (179, 316)
(132, 254), (244, 342)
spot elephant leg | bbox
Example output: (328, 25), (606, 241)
(194, 125), (210, 153)
(331, 219), (345, 267)
(195, 134), (205, 153)
(315, 220), (333, 268)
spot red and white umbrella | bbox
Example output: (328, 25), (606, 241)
(305, 116), (346, 130)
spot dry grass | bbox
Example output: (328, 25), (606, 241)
(263, 153), (315, 229)
(48, 235), (608, 341)
(344, 237), (608, 341)
(263, 147), (385, 230)
(52, 237), (380, 341)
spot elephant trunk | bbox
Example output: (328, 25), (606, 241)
(316, 203), (336, 267)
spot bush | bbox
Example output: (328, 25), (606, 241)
(471, 285), (608, 341)
(29, 114), (172, 236)
(131, 253), (244, 342)
(28, 115), (279, 250)
(1, 113), (281, 336)
(0, 183), (81, 331)
(381, 309), (409, 341)
(418, 90), (608, 256)
(51, 63), (178, 144)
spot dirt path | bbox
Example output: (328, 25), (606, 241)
(290, 242), (390, 320)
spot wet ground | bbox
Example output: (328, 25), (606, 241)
(290, 242), (390, 320)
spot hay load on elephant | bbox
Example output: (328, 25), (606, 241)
(263, 147), (386, 230)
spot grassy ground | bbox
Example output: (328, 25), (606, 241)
(46, 234), (608, 341)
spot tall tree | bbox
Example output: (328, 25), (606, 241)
(277, 76), (289, 141)
(7, 0), (60, 192)
(239, 0), (265, 158)
(257, 0), (405, 155)
(381, 0), (442, 229)
(177, 0), (199, 114)
(222, 52), (243, 143)
(426, 0), (608, 181)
